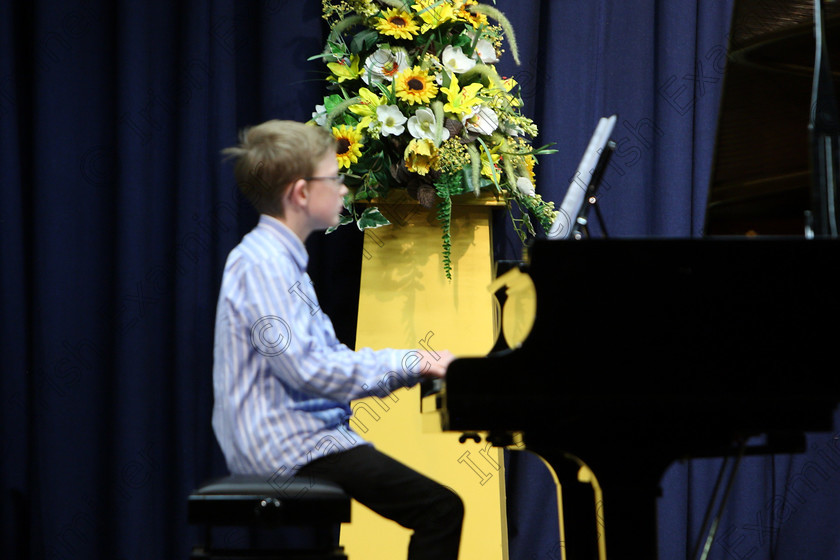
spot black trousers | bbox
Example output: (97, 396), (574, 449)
(297, 444), (464, 560)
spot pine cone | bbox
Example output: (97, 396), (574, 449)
(390, 161), (412, 183)
(416, 184), (438, 208)
(444, 118), (463, 138)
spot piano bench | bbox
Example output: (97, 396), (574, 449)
(187, 474), (351, 560)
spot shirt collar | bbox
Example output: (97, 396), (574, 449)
(258, 214), (309, 272)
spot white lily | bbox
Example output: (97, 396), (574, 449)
(473, 38), (499, 64)
(312, 104), (328, 126)
(377, 104), (407, 136)
(463, 105), (499, 136)
(466, 32), (500, 64)
(441, 45), (476, 74)
(407, 107), (450, 142)
(516, 177), (536, 197)
(363, 48), (409, 85)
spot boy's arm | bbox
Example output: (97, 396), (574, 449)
(241, 260), (449, 401)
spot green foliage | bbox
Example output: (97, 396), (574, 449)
(350, 29), (379, 54)
(435, 182), (454, 281)
(357, 207), (390, 230)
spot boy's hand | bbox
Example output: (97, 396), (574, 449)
(417, 350), (456, 379)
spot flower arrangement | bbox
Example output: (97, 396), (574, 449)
(310, 0), (558, 278)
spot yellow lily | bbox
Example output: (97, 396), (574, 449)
(480, 150), (502, 180)
(327, 55), (362, 83)
(412, 0), (457, 32)
(348, 87), (387, 130)
(440, 74), (483, 117)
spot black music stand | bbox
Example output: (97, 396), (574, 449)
(548, 115), (617, 240)
(570, 140), (615, 239)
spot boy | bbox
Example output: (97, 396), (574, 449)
(212, 120), (463, 560)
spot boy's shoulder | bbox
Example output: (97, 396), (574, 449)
(227, 230), (294, 271)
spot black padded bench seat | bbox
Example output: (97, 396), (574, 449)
(187, 474), (351, 559)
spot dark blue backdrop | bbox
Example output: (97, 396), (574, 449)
(3, 1), (840, 559)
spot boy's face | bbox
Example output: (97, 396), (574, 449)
(304, 151), (348, 231)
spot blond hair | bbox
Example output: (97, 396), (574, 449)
(222, 120), (337, 216)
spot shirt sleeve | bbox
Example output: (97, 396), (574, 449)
(238, 255), (424, 403)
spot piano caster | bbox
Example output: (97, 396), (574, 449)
(458, 432), (482, 444)
(487, 431), (518, 447)
(457, 431), (524, 448)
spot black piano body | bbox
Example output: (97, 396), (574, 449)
(441, 237), (840, 559)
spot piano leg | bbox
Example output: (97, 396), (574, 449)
(553, 455), (603, 560)
(528, 446), (661, 560)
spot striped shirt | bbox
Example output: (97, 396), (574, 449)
(212, 214), (423, 475)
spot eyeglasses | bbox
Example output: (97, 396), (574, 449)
(304, 175), (345, 186)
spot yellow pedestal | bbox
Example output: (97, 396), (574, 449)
(341, 191), (508, 560)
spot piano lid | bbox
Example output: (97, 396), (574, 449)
(705, 0), (840, 235)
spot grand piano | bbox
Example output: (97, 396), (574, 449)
(428, 1), (840, 559)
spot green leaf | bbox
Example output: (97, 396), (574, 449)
(350, 29), (380, 54)
(372, 167), (390, 186)
(460, 164), (477, 194)
(357, 207), (391, 230)
(476, 136), (501, 192)
(323, 94), (346, 113)
(452, 33), (472, 50)
(373, 80), (397, 105)
(440, 68), (452, 89)
(326, 213), (355, 234)
(463, 25), (485, 57)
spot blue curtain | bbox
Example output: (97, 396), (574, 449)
(3, 1), (839, 559)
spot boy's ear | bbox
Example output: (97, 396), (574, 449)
(285, 178), (309, 207)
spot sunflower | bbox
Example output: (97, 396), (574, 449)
(332, 125), (364, 169)
(375, 8), (420, 40)
(455, 0), (488, 28)
(524, 153), (536, 182)
(395, 66), (439, 105)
